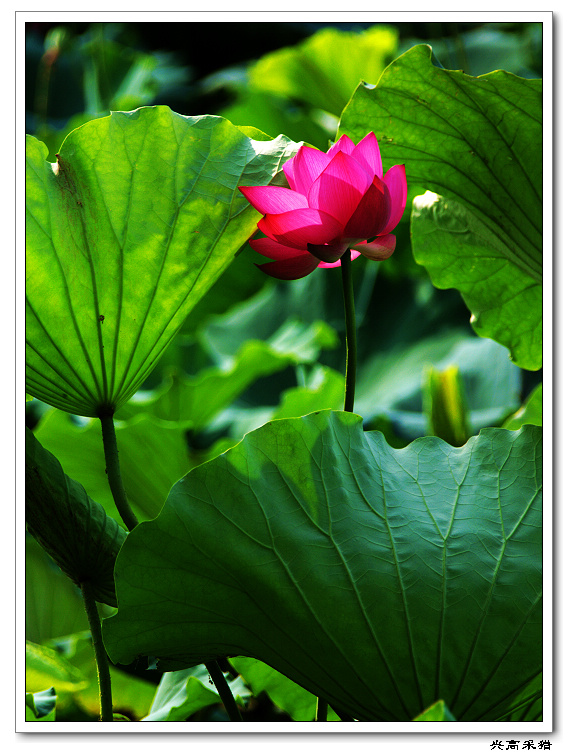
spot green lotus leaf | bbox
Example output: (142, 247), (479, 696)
(26, 106), (300, 417)
(411, 192), (542, 370)
(26, 428), (127, 606)
(103, 410), (542, 722)
(339, 44), (542, 369)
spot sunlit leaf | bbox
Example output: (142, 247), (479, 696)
(339, 44), (542, 369)
(26, 106), (300, 417)
(249, 26), (398, 116)
(26, 641), (87, 695)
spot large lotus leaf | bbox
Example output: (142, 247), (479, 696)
(26, 106), (300, 417)
(339, 45), (542, 369)
(103, 410), (542, 722)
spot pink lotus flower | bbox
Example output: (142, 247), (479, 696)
(239, 132), (407, 280)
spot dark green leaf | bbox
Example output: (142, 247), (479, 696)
(103, 411), (542, 722)
(26, 428), (127, 605)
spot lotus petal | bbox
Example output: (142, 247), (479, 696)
(307, 151), (371, 224)
(259, 208), (343, 249)
(239, 185), (308, 215)
(327, 134), (356, 159)
(249, 236), (306, 261)
(257, 254), (320, 280)
(353, 234), (397, 260)
(351, 131), (383, 178)
(381, 164), (408, 234)
(318, 250), (361, 268)
(343, 176), (392, 240)
(286, 145), (331, 196)
(306, 241), (349, 263)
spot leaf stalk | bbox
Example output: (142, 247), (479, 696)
(99, 412), (139, 532)
(206, 661), (243, 722)
(81, 581), (113, 722)
(341, 250), (358, 413)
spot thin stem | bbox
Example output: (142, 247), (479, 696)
(99, 412), (139, 531)
(316, 697), (328, 722)
(206, 661), (243, 722)
(81, 581), (113, 722)
(313, 252), (358, 722)
(340, 251), (358, 413)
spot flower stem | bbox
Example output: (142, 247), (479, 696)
(99, 412), (139, 532)
(81, 581), (113, 722)
(340, 251), (358, 413)
(206, 661), (243, 722)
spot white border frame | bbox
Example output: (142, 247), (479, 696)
(14, 8), (557, 747)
